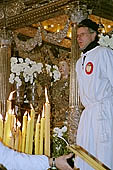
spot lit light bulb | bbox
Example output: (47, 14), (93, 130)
(44, 25), (48, 29)
(108, 25), (111, 28)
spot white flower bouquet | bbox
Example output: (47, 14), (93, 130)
(98, 34), (113, 49)
(9, 57), (61, 87)
(52, 125), (70, 157)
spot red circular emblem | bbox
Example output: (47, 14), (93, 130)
(85, 62), (93, 75)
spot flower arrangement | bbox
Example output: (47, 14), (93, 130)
(9, 57), (61, 87)
(98, 34), (113, 49)
(52, 125), (70, 157)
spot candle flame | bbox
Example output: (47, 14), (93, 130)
(28, 114), (31, 121)
(42, 105), (45, 118)
(37, 114), (40, 123)
(9, 131), (13, 137)
(5, 113), (8, 121)
(45, 87), (49, 103)
(0, 114), (3, 120)
(12, 109), (14, 115)
(30, 104), (34, 110)
(8, 91), (15, 100)
(9, 109), (12, 114)
(14, 117), (16, 130)
(17, 121), (21, 128)
(24, 111), (27, 116)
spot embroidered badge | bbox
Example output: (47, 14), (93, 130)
(85, 62), (93, 74)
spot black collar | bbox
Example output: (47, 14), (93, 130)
(82, 40), (99, 54)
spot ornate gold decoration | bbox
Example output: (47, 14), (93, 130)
(68, 23), (81, 145)
(13, 26), (42, 52)
(0, 0), (76, 30)
(42, 19), (70, 45)
(13, 20), (70, 52)
(51, 78), (69, 127)
(0, 40), (11, 117)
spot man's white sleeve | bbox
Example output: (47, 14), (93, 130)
(0, 142), (50, 170)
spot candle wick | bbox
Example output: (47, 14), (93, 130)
(57, 136), (69, 146)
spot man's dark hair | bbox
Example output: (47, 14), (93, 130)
(78, 19), (99, 41)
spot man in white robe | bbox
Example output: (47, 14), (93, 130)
(75, 19), (113, 170)
(0, 141), (73, 170)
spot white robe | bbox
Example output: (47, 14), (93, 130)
(75, 46), (113, 170)
(0, 142), (49, 170)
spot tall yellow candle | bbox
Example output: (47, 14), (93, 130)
(0, 114), (3, 141)
(7, 91), (15, 112)
(29, 109), (35, 154)
(35, 114), (40, 155)
(3, 119), (7, 144)
(8, 131), (14, 149)
(14, 128), (19, 151)
(25, 114), (31, 154)
(30, 104), (35, 117)
(7, 100), (12, 112)
(18, 129), (22, 152)
(4, 112), (12, 146)
(14, 121), (21, 151)
(44, 87), (50, 157)
(39, 106), (45, 155)
(10, 110), (15, 131)
(9, 111), (16, 149)
(22, 111), (27, 152)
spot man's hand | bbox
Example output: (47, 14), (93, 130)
(55, 153), (74, 170)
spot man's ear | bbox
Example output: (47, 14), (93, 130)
(92, 32), (97, 41)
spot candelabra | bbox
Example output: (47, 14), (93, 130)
(0, 3), (12, 118)
(67, 3), (87, 144)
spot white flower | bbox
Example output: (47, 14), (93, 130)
(9, 57), (43, 86)
(53, 126), (67, 137)
(25, 58), (31, 64)
(53, 70), (61, 82)
(18, 58), (23, 63)
(58, 131), (63, 137)
(15, 76), (21, 82)
(61, 126), (67, 133)
(15, 76), (22, 86)
(53, 65), (59, 70)
(24, 75), (30, 82)
(10, 57), (18, 64)
(45, 64), (51, 74)
(53, 127), (60, 134)
(56, 146), (61, 151)
(64, 82), (68, 87)
(30, 60), (36, 65)
(53, 133), (57, 137)
(52, 65), (61, 82)
(9, 73), (15, 84)
(9, 57), (61, 86)
(37, 63), (43, 74)
(30, 75), (33, 84)
(34, 72), (37, 78)
(109, 36), (113, 49)
(9, 73), (15, 79)
(98, 34), (113, 49)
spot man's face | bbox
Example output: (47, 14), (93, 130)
(77, 27), (96, 50)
